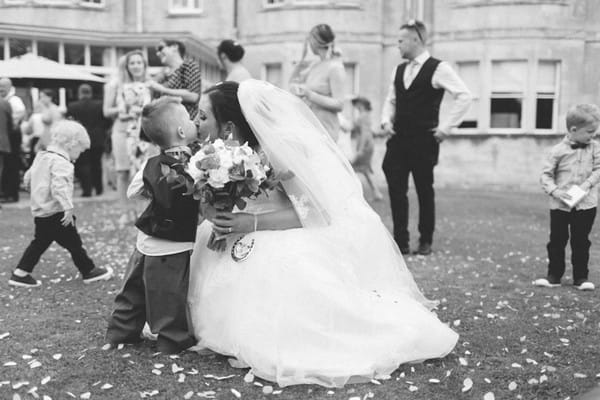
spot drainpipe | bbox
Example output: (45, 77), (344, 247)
(233, 0), (239, 38)
(136, 0), (143, 33)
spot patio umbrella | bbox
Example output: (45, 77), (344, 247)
(0, 53), (105, 86)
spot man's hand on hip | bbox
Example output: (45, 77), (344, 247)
(433, 128), (449, 143)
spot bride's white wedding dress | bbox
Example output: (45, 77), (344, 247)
(187, 80), (458, 388)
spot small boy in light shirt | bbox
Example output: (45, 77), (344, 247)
(9, 120), (113, 288)
(535, 104), (600, 291)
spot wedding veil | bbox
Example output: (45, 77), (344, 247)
(238, 79), (363, 228)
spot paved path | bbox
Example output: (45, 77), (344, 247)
(575, 386), (600, 400)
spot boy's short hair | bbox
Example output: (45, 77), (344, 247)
(141, 96), (185, 148)
(351, 96), (372, 111)
(566, 104), (600, 130)
(50, 120), (90, 151)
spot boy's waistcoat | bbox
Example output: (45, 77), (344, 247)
(135, 154), (199, 242)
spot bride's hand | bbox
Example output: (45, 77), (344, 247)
(211, 211), (254, 239)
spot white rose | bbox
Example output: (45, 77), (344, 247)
(208, 167), (231, 188)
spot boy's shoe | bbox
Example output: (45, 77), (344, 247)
(533, 277), (561, 288)
(82, 266), (114, 284)
(574, 281), (595, 291)
(8, 273), (41, 288)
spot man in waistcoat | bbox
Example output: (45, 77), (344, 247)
(381, 20), (472, 255)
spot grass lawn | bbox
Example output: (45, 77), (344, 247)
(1, 187), (599, 400)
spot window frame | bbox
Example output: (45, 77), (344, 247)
(533, 60), (560, 134)
(168, 0), (204, 15)
(79, 0), (105, 8)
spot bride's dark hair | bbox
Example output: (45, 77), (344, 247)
(204, 81), (258, 147)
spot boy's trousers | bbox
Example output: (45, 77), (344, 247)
(547, 207), (596, 283)
(16, 212), (95, 275)
(106, 249), (196, 354)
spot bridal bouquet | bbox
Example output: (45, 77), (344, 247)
(162, 138), (280, 208)
(162, 138), (285, 255)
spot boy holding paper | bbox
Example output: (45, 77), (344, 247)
(536, 104), (600, 291)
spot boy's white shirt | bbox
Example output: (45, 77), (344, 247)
(128, 160), (196, 257)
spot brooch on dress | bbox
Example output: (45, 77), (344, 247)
(231, 235), (255, 262)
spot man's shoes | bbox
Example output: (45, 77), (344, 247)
(399, 246), (411, 255)
(0, 196), (18, 204)
(574, 280), (595, 291)
(8, 273), (41, 288)
(415, 242), (432, 256)
(82, 266), (114, 284)
(533, 277), (561, 288)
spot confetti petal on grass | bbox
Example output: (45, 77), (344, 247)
(429, 379), (440, 383)
(540, 375), (548, 383)
(183, 392), (194, 399)
(0, 332), (9, 339)
(52, 354), (62, 360)
(243, 372), (254, 383)
(370, 379), (381, 385)
(12, 381), (29, 389)
(101, 344), (111, 351)
(171, 363), (184, 373)
(186, 368), (199, 375)
(197, 392), (216, 398)
(41, 376), (51, 385)
(574, 373), (587, 378)
(30, 360), (42, 368)
(528, 378), (539, 385)
(262, 386), (274, 394)
(4, 361), (16, 366)
(178, 374), (185, 383)
(462, 378), (473, 392)
(511, 363), (522, 368)
(101, 384), (113, 390)
(526, 358), (538, 365)
(153, 363), (164, 369)
(508, 381), (517, 391)
(546, 366), (556, 372)
(230, 388), (241, 398)
(80, 393), (91, 399)
(483, 393), (495, 400)
(408, 385), (418, 392)
(203, 374), (236, 380)
(151, 369), (162, 375)
(117, 344), (124, 350)
(459, 357), (468, 366)
(66, 392), (76, 398)
(43, 396), (52, 400)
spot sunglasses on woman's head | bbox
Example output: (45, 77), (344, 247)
(405, 20), (424, 43)
(156, 45), (165, 53)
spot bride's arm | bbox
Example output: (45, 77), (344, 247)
(210, 191), (303, 238)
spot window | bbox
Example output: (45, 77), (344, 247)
(80, 0), (104, 5)
(90, 45), (111, 66)
(490, 60), (527, 129)
(64, 43), (85, 65)
(147, 46), (163, 67)
(456, 61), (480, 129)
(344, 62), (358, 96)
(263, 63), (283, 88)
(264, 0), (285, 6)
(37, 41), (59, 61)
(0, 40), (4, 61)
(535, 61), (559, 130)
(169, 0), (203, 13)
(9, 38), (31, 57)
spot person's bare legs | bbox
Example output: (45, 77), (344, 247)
(363, 171), (383, 201)
(116, 170), (133, 225)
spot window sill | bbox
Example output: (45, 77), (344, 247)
(451, 129), (562, 138)
(2, 1), (106, 9)
(262, 3), (361, 11)
(167, 9), (204, 17)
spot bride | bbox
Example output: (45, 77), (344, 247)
(188, 79), (458, 388)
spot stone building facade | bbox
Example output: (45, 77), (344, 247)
(1, 0), (597, 187)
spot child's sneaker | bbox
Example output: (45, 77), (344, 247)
(8, 273), (41, 288)
(533, 277), (561, 288)
(82, 266), (114, 284)
(574, 280), (595, 291)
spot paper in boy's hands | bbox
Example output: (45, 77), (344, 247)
(563, 185), (588, 208)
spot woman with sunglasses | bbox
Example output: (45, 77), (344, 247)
(289, 23), (347, 143)
(147, 39), (202, 120)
